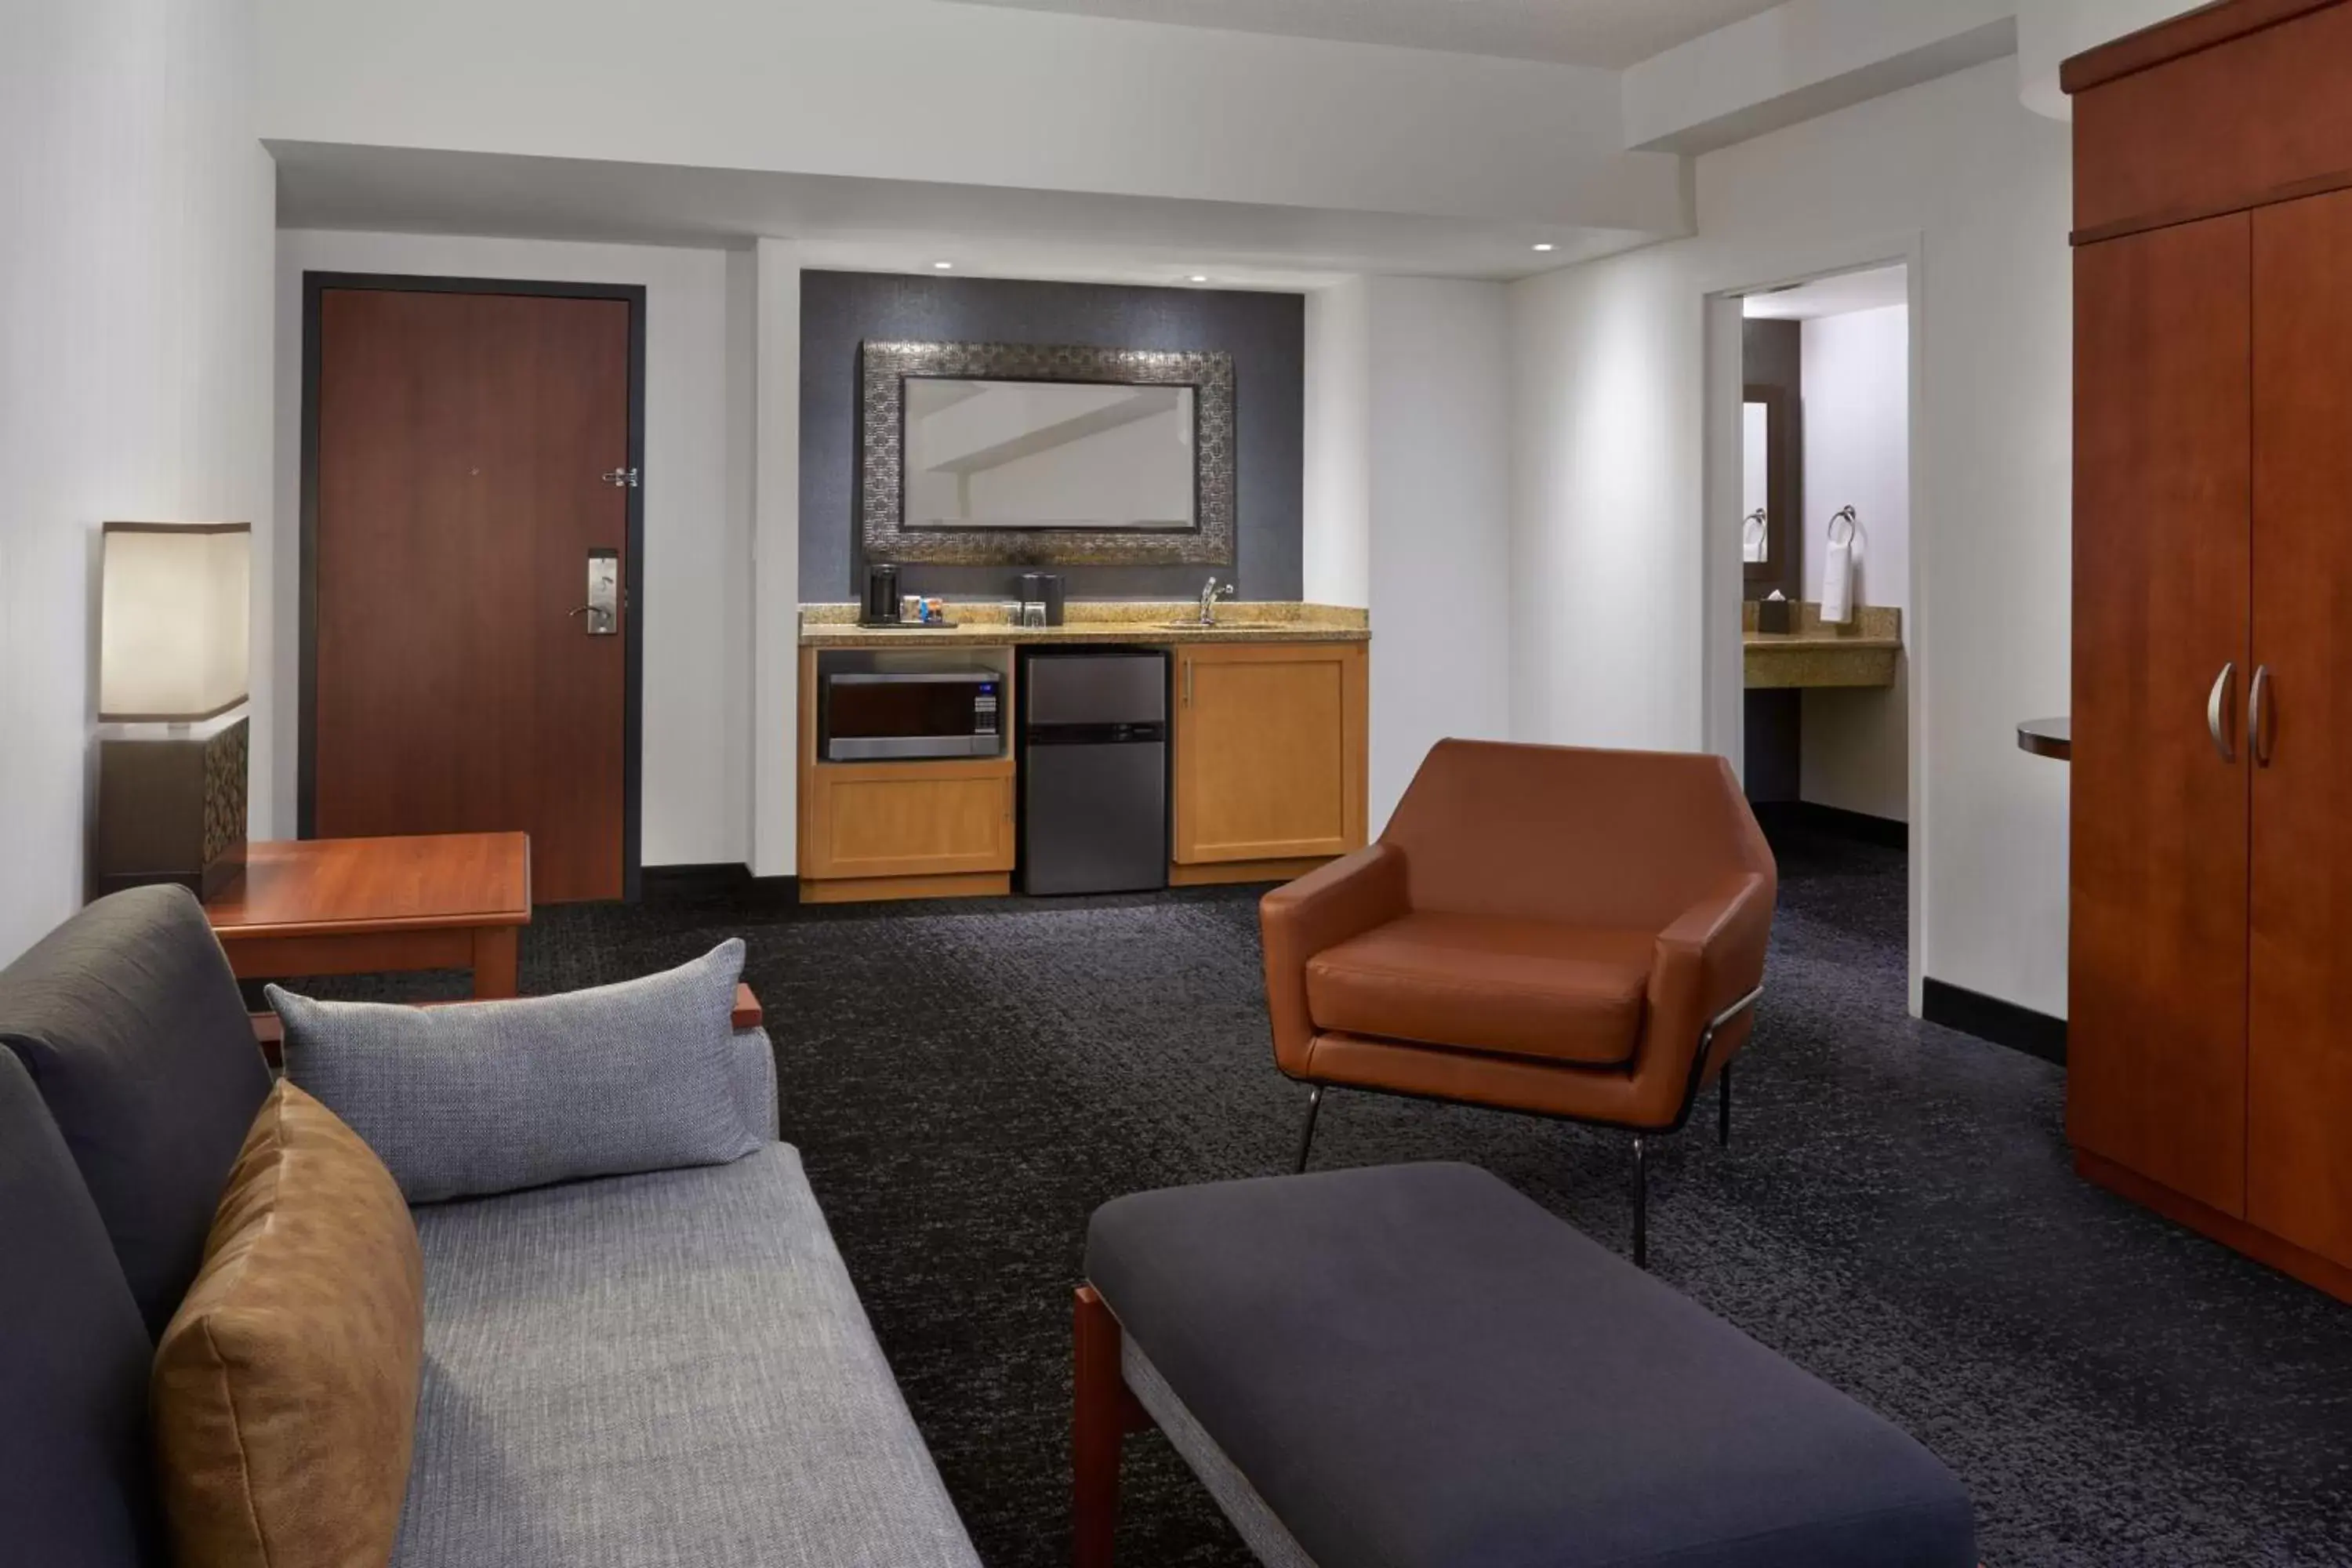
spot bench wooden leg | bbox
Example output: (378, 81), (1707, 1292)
(1075, 1284), (1132, 1568)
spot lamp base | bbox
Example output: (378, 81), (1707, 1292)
(91, 717), (248, 904)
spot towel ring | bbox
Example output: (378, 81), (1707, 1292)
(1827, 506), (1859, 548)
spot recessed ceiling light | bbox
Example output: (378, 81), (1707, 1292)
(933, 260), (955, 270)
(1531, 243), (1556, 253)
(1189, 274), (1209, 283)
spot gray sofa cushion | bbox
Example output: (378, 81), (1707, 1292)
(0, 884), (271, 1338)
(274, 940), (757, 1203)
(1087, 1162), (1976, 1568)
(393, 1143), (980, 1568)
(0, 1051), (163, 1568)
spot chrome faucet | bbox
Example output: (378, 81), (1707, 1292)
(1197, 575), (1237, 626)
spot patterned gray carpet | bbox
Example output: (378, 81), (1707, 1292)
(303, 827), (2352, 1567)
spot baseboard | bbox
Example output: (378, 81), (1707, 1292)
(1922, 978), (2067, 1066)
(1751, 800), (1908, 850)
(640, 862), (798, 906)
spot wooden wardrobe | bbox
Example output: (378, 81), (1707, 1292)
(2067, 0), (2352, 1301)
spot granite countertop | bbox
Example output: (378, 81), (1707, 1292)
(799, 601), (1370, 648)
(1743, 603), (1901, 689)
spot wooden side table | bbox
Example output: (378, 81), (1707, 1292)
(205, 833), (532, 998)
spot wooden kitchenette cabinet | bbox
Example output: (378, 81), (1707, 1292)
(1170, 641), (1369, 881)
(2066, 0), (2352, 1300)
(795, 628), (1368, 901)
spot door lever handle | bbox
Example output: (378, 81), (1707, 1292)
(2250, 664), (2274, 767)
(2207, 662), (2237, 762)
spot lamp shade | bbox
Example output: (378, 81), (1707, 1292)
(98, 522), (251, 722)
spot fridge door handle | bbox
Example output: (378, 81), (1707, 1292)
(2207, 661), (2237, 762)
(2250, 664), (2274, 767)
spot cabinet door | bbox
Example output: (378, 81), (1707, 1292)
(2249, 190), (2352, 1266)
(801, 761), (1014, 880)
(2070, 215), (2252, 1218)
(1172, 643), (1367, 864)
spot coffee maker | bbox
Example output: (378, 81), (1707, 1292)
(862, 562), (902, 626)
(1018, 572), (1067, 627)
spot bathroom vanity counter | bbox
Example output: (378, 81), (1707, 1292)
(799, 601), (1368, 648)
(1743, 604), (1901, 689)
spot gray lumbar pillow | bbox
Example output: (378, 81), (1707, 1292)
(270, 938), (757, 1204)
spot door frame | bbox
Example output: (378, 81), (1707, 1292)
(297, 271), (650, 901)
(1698, 233), (1926, 1011)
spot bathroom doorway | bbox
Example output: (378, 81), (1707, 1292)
(1727, 263), (1916, 977)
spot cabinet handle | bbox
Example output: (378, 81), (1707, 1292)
(2250, 664), (2274, 767)
(1184, 659), (1193, 708)
(2207, 662), (2237, 762)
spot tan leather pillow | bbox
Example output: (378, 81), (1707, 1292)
(153, 1080), (424, 1568)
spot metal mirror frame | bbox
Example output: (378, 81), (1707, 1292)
(860, 339), (1236, 567)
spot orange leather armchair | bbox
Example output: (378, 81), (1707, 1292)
(1261, 740), (1776, 1265)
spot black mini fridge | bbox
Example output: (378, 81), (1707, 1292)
(1019, 648), (1168, 895)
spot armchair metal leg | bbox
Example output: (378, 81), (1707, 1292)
(1719, 1064), (1732, 1148)
(1294, 1085), (1325, 1174)
(1631, 1134), (1650, 1269)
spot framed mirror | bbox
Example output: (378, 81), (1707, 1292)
(1741, 383), (1797, 589)
(861, 339), (1235, 566)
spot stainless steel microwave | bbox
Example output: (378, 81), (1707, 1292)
(817, 654), (1004, 760)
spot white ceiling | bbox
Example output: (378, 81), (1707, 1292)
(936, 0), (1788, 68)
(270, 143), (1654, 286)
(1741, 264), (1909, 321)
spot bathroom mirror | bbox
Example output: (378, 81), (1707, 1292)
(862, 339), (1235, 567)
(1742, 384), (1795, 587)
(1742, 401), (1771, 566)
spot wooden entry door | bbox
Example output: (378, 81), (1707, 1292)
(2249, 189), (2352, 1267)
(2067, 214), (2252, 1218)
(308, 284), (637, 903)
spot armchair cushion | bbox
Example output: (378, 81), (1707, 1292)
(272, 938), (758, 1204)
(1305, 913), (1653, 1066)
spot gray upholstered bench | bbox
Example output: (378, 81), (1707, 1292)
(1075, 1163), (1973, 1568)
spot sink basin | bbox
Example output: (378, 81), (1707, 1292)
(1154, 619), (1290, 631)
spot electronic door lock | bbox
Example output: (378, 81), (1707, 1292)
(571, 549), (619, 635)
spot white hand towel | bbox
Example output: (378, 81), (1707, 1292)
(1820, 536), (1854, 625)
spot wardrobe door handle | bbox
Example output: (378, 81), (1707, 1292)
(2207, 662), (2237, 762)
(2250, 664), (2274, 767)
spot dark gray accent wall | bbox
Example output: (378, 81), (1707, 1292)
(800, 270), (1305, 604)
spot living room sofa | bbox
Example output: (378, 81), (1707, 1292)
(0, 885), (981, 1568)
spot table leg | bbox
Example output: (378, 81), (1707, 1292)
(472, 927), (519, 999)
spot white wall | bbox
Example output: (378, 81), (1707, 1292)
(1367, 279), (1515, 828)
(1802, 305), (1910, 609)
(1307, 278), (1514, 829)
(249, 0), (1682, 237)
(1510, 56), (2072, 1018)
(1302, 282), (1373, 611)
(1625, 0), (2018, 154)
(1799, 302), (1911, 822)
(270, 230), (755, 869)
(750, 240), (802, 880)
(0, 0), (276, 963)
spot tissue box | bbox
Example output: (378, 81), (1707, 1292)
(1757, 597), (1792, 634)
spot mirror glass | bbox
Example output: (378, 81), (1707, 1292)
(903, 379), (1196, 531)
(1741, 401), (1770, 564)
